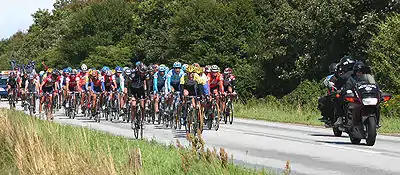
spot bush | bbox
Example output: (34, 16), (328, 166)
(369, 14), (400, 94)
(381, 94), (400, 118)
(282, 80), (325, 109)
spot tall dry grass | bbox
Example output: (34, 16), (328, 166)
(0, 109), (141, 175)
(0, 109), (268, 175)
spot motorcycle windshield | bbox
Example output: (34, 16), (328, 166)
(355, 74), (379, 99)
(354, 74), (376, 84)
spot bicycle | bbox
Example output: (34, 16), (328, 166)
(182, 96), (198, 134)
(92, 92), (103, 123)
(131, 96), (145, 139)
(223, 93), (236, 125)
(156, 92), (166, 125)
(205, 94), (220, 131)
(26, 91), (37, 116)
(66, 91), (80, 119)
(171, 91), (181, 129)
(43, 92), (53, 121)
(8, 88), (17, 109)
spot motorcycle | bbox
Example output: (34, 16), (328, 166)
(332, 74), (391, 146)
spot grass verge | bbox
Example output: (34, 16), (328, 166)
(0, 109), (270, 175)
(235, 99), (400, 134)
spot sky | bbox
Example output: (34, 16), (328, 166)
(0, 0), (55, 39)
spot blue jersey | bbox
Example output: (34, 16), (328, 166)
(153, 72), (167, 93)
(166, 69), (184, 92)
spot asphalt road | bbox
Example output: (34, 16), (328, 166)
(2, 100), (400, 175)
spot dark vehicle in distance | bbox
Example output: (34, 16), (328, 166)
(0, 76), (8, 99)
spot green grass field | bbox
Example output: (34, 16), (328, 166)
(236, 100), (400, 134)
(0, 109), (271, 175)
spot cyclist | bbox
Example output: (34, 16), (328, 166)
(208, 65), (224, 118)
(180, 65), (205, 113)
(223, 67), (236, 95)
(79, 64), (90, 113)
(153, 64), (167, 114)
(25, 74), (39, 113)
(39, 69), (58, 119)
(60, 68), (70, 107)
(65, 69), (81, 109)
(126, 64), (147, 125)
(7, 72), (19, 107)
(115, 66), (125, 112)
(89, 70), (105, 115)
(104, 69), (117, 107)
(166, 62), (185, 93)
(19, 72), (29, 107)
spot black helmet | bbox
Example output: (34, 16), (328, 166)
(329, 63), (337, 74)
(353, 61), (371, 74)
(338, 55), (356, 72)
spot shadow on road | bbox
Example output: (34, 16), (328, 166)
(309, 133), (348, 138)
(154, 125), (171, 130)
(173, 130), (188, 139)
(316, 140), (367, 146)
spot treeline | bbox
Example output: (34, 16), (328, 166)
(0, 0), (399, 99)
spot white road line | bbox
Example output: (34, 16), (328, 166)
(323, 143), (381, 154)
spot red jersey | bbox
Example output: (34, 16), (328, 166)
(222, 74), (236, 87)
(208, 73), (224, 93)
(103, 75), (115, 87)
(66, 75), (80, 88)
(43, 76), (56, 88)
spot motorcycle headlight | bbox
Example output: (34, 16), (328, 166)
(362, 98), (378, 105)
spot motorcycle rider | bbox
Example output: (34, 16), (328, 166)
(331, 55), (357, 125)
(318, 63), (338, 124)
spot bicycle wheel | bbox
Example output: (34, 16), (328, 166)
(132, 108), (139, 139)
(214, 107), (220, 131)
(140, 108), (144, 139)
(228, 100), (234, 124)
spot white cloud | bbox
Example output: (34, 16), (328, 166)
(0, 0), (55, 39)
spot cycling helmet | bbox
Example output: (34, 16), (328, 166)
(182, 64), (189, 72)
(224, 67), (233, 74)
(153, 64), (159, 72)
(135, 61), (142, 67)
(67, 67), (72, 73)
(329, 63), (337, 74)
(195, 67), (203, 74)
(47, 68), (53, 73)
(192, 63), (200, 68)
(115, 66), (123, 73)
(39, 71), (45, 77)
(123, 67), (129, 72)
(205, 65), (211, 73)
(139, 65), (147, 73)
(106, 70), (112, 76)
(101, 66), (109, 72)
(147, 65), (154, 72)
(186, 65), (195, 73)
(91, 70), (98, 77)
(81, 64), (88, 71)
(159, 65), (167, 72)
(52, 69), (58, 75)
(29, 74), (34, 80)
(211, 65), (219, 73)
(125, 68), (132, 75)
(10, 72), (15, 77)
(173, 62), (182, 69)
(71, 69), (77, 75)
